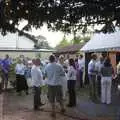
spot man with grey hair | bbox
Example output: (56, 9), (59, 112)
(88, 53), (98, 101)
(78, 54), (85, 88)
(31, 58), (44, 110)
(96, 56), (104, 97)
(44, 55), (65, 117)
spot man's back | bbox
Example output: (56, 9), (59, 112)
(31, 66), (43, 87)
(45, 62), (65, 86)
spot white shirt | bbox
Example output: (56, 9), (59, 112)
(64, 59), (69, 67)
(31, 65), (43, 87)
(67, 66), (77, 80)
(88, 59), (97, 75)
(78, 58), (85, 71)
(15, 63), (25, 75)
(96, 61), (104, 75)
(45, 62), (65, 86)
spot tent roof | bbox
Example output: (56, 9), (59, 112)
(81, 31), (120, 52)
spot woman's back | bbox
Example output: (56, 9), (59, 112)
(101, 66), (113, 77)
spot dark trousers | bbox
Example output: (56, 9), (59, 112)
(97, 75), (101, 97)
(1, 72), (8, 89)
(79, 70), (83, 88)
(67, 80), (76, 106)
(89, 75), (97, 100)
(33, 86), (41, 109)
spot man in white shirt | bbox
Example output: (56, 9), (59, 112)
(44, 55), (65, 117)
(78, 54), (85, 88)
(31, 58), (44, 110)
(96, 56), (104, 97)
(88, 53), (98, 101)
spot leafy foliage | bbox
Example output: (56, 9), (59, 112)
(34, 39), (52, 49)
(55, 36), (71, 48)
(0, 0), (120, 35)
(71, 36), (90, 44)
(56, 34), (90, 48)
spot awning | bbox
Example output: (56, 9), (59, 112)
(81, 31), (120, 52)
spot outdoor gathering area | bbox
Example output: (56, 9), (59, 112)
(0, 0), (120, 120)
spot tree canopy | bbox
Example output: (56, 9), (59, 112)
(55, 36), (70, 48)
(0, 0), (120, 35)
(71, 36), (90, 44)
(56, 33), (91, 48)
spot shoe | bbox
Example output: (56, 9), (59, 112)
(34, 107), (44, 111)
(17, 92), (22, 96)
(67, 104), (76, 107)
(60, 108), (66, 114)
(50, 112), (56, 118)
(106, 102), (111, 105)
(26, 91), (29, 95)
(39, 103), (45, 106)
(66, 104), (73, 107)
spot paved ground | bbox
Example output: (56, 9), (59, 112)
(76, 86), (120, 120)
(0, 94), (3, 120)
(1, 85), (120, 120)
(1, 89), (88, 120)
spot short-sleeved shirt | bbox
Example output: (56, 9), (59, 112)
(88, 59), (97, 75)
(31, 65), (43, 87)
(45, 62), (65, 86)
(15, 63), (26, 75)
(1, 58), (11, 74)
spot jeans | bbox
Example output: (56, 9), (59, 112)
(89, 75), (97, 100)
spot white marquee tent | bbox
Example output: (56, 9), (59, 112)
(81, 31), (120, 52)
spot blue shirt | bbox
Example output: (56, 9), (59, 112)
(0, 58), (11, 74)
(45, 62), (65, 86)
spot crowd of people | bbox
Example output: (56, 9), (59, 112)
(0, 53), (119, 117)
(0, 54), (79, 117)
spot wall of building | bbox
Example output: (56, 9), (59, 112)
(55, 51), (83, 60)
(0, 51), (53, 60)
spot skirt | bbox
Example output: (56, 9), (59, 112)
(16, 74), (28, 92)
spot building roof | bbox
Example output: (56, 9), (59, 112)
(0, 48), (55, 52)
(81, 31), (120, 52)
(55, 44), (84, 54)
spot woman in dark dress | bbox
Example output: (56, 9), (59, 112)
(15, 59), (28, 95)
